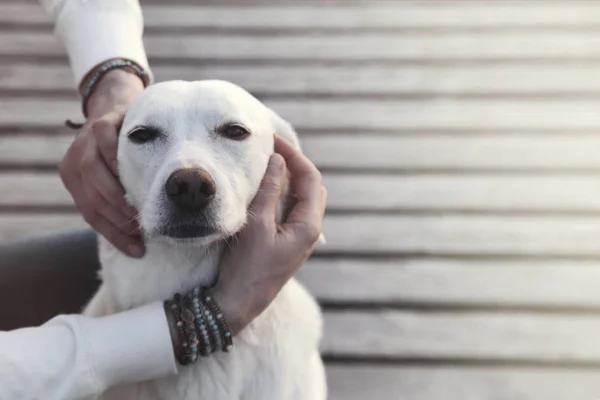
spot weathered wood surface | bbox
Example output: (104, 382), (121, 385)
(322, 310), (600, 362)
(5, 62), (600, 97)
(4, 0), (600, 398)
(9, 98), (600, 130)
(7, 172), (600, 213)
(6, 133), (600, 172)
(299, 258), (600, 309)
(326, 366), (600, 400)
(8, 213), (600, 258)
(11, 31), (600, 62)
(11, 2), (600, 29)
(8, 63), (600, 95)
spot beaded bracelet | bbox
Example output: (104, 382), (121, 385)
(189, 287), (213, 357)
(167, 295), (193, 366)
(204, 294), (233, 352)
(166, 287), (234, 366)
(79, 58), (150, 117)
(179, 298), (200, 365)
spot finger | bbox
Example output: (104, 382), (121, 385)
(274, 144), (322, 232)
(81, 142), (137, 217)
(248, 153), (286, 220)
(82, 177), (139, 237)
(274, 136), (322, 211)
(321, 186), (328, 218)
(91, 113), (123, 176)
(274, 135), (319, 182)
(58, 133), (87, 191)
(69, 177), (143, 256)
(88, 212), (145, 258)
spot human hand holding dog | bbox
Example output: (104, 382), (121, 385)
(209, 135), (327, 335)
(60, 70), (146, 258)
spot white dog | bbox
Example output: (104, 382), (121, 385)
(83, 80), (326, 400)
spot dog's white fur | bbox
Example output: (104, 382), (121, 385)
(83, 80), (326, 400)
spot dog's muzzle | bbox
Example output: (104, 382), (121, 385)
(161, 168), (218, 238)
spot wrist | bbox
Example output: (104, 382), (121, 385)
(208, 284), (249, 336)
(85, 69), (145, 120)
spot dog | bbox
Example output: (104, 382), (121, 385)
(83, 80), (326, 399)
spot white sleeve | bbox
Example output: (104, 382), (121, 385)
(38, 0), (153, 86)
(0, 302), (177, 400)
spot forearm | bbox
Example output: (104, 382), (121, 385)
(0, 229), (101, 330)
(0, 303), (176, 400)
(38, 0), (152, 87)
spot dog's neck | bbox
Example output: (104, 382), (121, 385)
(100, 236), (225, 310)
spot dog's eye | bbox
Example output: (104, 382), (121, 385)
(128, 126), (160, 144)
(219, 124), (250, 141)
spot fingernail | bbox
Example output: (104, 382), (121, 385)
(127, 244), (145, 258)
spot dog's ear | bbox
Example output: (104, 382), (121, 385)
(268, 108), (301, 149)
(268, 109), (326, 245)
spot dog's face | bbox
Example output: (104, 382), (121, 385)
(117, 80), (290, 245)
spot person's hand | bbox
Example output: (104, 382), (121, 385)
(59, 70), (146, 258)
(210, 135), (327, 334)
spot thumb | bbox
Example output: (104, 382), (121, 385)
(248, 154), (286, 219)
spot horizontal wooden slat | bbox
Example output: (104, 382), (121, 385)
(303, 135), (600, 171)
(5, 63), (600, 95)
(321, 214), (600, 257)
(322, 311), (600, 362)
(7, 172), (600, 213)
(8, 32), (600, 61)
(10, 3), (600, 29)
(298, 258), (600, 308)
(8, 98), (600, 130)
(5, 133), (600, 172)
(0, 214), (85, 241)
(7, 213), (600, 257)
(326, 365), (600, 400)
(0, 134), (71, 164)
(323, 174), (600, 212)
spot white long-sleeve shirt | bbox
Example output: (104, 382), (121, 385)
(0, 303), (177, 400)
(40, 0), (152, 86)
(0, 2), (176, 399)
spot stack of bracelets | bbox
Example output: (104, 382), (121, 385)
(165, 286), (233, 366)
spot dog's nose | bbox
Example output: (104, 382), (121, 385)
(165, 168), (216, 209)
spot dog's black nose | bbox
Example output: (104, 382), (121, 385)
(165, 168), (216, 209)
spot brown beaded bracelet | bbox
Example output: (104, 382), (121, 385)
(79, 58), (150, 118)
(166, 294), (200, 365)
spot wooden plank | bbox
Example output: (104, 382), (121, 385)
(11, 3), (600, 29)
(8, 213), (600, 257)
(0, 134), (71, 164)
(326, 365), (600, 400)
(9, 98), (600, 130)
(323, 174), (600, 212)
(9, 32), (600, 61)
(8, 172), (600, 213)
(5, 63), (600, 95)
(322, 310), (600, 362)
(298, 258), (600, 308)
(302, 135), (600, 171)
(320, 214), (600, 257)
(0, 214), (85, 241)
(6, 133), (600, 172)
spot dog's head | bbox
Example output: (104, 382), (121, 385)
(117, 80), (298, 245)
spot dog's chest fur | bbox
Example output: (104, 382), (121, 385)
(85, 238), (325, 400)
